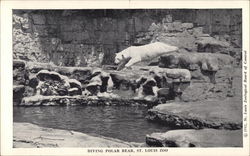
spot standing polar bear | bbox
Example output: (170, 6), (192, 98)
(114, 42), (179, 70)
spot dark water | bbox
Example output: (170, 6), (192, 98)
(13, 106), (170, 142)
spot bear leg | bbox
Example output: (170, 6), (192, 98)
(125, 57), (141, 67)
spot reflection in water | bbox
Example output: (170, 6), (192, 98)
(13, 106), (171, 142)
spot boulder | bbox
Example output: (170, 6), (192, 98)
(26, 61), (93, 86)
(149, 66), (191, 82)
(35, 70), (72, 96)
(181, 23), (194, 29)
(132, 67), (191, 101)
(23, 86), (36, 97)
(192, 27), (204, 37)
(110, 73), (134, 91)
(159, 52), (234, 71)
(37, 80), (69, 96)
(13, 60), (29, 85)
(86, 70), (114, 94)
(146, 129), (242, 147)
(134, 77), (159, 101)
(147, 98), (242, 130)
(196, 36), (230, 53)
(68, 88), (81, 96)
(70, 68), (92, 85)
(68, 79), (82, 91)
(28, 76), (39, 88)
(172, 21), (183, 32)
(35, 70), (84, 96)
(13, 60), (26, 69)
(158, 52), (234, 83)
(148, 22), (160, 32)
(36, 70), (64, 82)
(86, 82), (101, 95)
(13, 66), (27, 81)
(13, 85), (25, 105)
(162, 15), (172, 23)
(157, 88), (175, 102)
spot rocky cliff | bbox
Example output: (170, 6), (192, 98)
(13, 10), (242, 67)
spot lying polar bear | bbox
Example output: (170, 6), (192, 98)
(115, 42), (179, 70)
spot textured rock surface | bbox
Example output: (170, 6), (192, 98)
(13, 60), (29, 85)
(147, 97), (242, 130)
(35, 70), (82, 96)
(25, 61), (93, 87)
(13, 85), (25, 105)
(196, 36), (230, 53)
(19, 95), (158, 107)
(146, 129), (242, 147)
(13, 122), (134, 147)
(159, 52), (234, 71)
(181, 67), (241, 102)
(13, 13), (50, 62)
(14, 60), (194, 105)
(12, 10), (243, 149)
(13, 10), (242, 67)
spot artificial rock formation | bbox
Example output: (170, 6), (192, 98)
(158, 52), (235, 83)
(146, 129), (242, 147)
(13, 10), (242, 67)
(14, 60), (195, 106)
(147, 97), (242, 130)
(13, 60), (29, 85)
(158, 52), (234, 71)
(14, 122), (134, 147)
(36, 70), (82, 96)
(135, 15), (240, 62)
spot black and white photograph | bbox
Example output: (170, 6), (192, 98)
(1, 0), (249, 155)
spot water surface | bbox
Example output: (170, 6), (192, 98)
(14, 106), (171, 142)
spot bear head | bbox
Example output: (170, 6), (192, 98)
(114, 53), (125, 64)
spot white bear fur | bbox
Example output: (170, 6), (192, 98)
(115, 42), (178, 67)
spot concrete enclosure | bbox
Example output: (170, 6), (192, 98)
(13, 9), (242, 67)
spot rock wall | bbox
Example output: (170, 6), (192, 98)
(13, 9), (242, 67)
(13, 60), (194, 106)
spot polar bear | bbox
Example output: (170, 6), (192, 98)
(114, 42), (179, 69)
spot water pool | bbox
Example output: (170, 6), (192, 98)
(13, 106), (171, 142)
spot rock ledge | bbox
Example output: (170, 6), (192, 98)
(14, 122), (135, 148)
